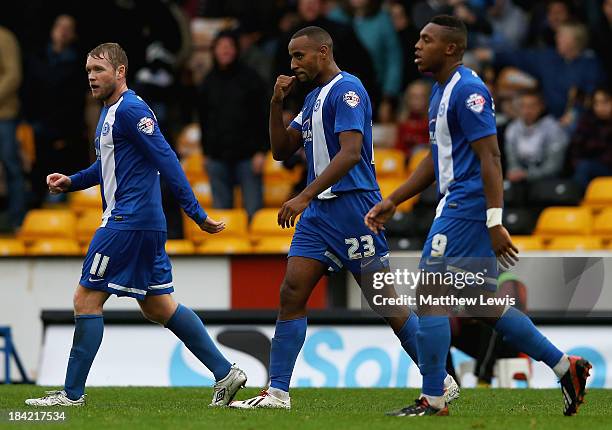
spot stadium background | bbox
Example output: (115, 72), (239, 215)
(1, 0), (611, 393)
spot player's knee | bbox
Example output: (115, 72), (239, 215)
(279, 279), (307, 312)
(73, 287), (103, 315)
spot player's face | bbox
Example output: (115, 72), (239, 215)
(85, 55), (120, 101)
(288, 36), (324, 82)
(414, 24), (449, 74)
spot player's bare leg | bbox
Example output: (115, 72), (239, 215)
(139, 293), (247, 406)
(230, 257), (327, 409)
(26, 286), (109, 407)
(461, 286), (591, 416)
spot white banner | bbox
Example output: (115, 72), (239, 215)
(38, 325), (612, 388)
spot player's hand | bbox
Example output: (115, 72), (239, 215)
(488, 225), (519, 269)
(47, 173), (71, 194)
(198, 217), (226, 234)
(278, 193), (309, 228)
(364, 198), (396, 234)
(271, 75), (296, 103)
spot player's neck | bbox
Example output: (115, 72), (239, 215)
(104, 83), (129, 107)
(316, 64), (341, 87)
(434, 61), (463, 85)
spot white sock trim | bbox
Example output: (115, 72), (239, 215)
(553, 354), (570, 379)
(268, 387), (290, 401)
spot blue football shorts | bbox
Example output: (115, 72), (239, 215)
(80, 227), (174, 300)
(288, 190), (390, 275)
(419, 216), (498, 291)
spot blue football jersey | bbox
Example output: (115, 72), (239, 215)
(290, 72), (379, 198)
(428, 66), (497, 221)
(69, 90), (206, 231)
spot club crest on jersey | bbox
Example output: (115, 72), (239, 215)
(102, 122), (110, 136)
(438, 102), (446, 117)
(466, 93), (486, 113)
(137, 117), (155, 135)
(343, 91), (360, 108)
(314, 99), (321, 111)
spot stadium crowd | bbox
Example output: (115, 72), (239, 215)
(0, 0), (610, 244)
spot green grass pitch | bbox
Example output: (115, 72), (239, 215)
(1, 386), (611, 429)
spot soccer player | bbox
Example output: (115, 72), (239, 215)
(25, 43), (246, 407)
(230, 26), (458, 409)
(365, 16), (591, 416)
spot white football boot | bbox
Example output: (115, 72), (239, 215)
(443, 374), (460, 403)
(25, 390), (85, 407)
(229, 389), (291, 409)
(209, 364), (248, 406)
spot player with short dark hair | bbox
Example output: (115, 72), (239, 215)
(365, 15), (591, 417)
(230, 25), (459, 409)
(25, 42), (247, 407)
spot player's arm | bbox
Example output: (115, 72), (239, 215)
(471, 134), (518, 268)
(364, 151), (435, 233)
(47, 159), (101, 194)
(123, 108), (223, 233)
(278, 130), (363, 228)
(270, 75), (302, 160)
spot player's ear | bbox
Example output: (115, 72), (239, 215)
(320, 44), (329, 59)
(116, 64), (126, 80)
(445, 42), (458, 57)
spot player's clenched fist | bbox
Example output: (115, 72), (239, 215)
(46, 173), (71, 194)
(271, 75), (296, 103)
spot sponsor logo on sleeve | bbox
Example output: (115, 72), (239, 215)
(137, 117), (155, 135)
(342, 91), (360, 108)
(466, 93), (486, 113)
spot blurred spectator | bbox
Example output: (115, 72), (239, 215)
(196, 31), (267, 218)
(274, 0), (378, 112)
(569, 86), (612, 190)
(389, 1), (421, 87)
(526, 0), (572, 48)
(479, 21), (606, 118)
(328, 0), (404, 104)
(0, 25), (25, 230)
(504, 89), (569, 183)
(591, 0), (612, 79)
(395, 80), (431, 160)
(23, 14), (88, 208)
(411, 0), (455, 30)
(475, 0), (528, 50)
(237, 20), (274, 85)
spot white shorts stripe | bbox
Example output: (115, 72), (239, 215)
(89, 253), (102, 275)
(97, 255), (110, 277)
(149, 282), (173, 290)
(107, 282), (147, 296)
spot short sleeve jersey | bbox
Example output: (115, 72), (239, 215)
(290, 72), (379, 199)
(428, 66), (497, 221)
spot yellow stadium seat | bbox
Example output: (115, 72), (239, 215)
(0, 238), (26, 256)
(406, 148), (430, 175)
(196, 237), (252, 254)
(252, 236), (292, 254)
(511, 235), (545, 251)
(534, 207), (592, 237)
(27, 239), (81, 256)
(69, 186), (102, 215)
(250, 208), (296, 239)
(264, 181), (293, 207)
(374, 148), (405, 178)
(165, 239), (195, 255)
(76, 210), (102, 245)
(192, 180), (213, 207)
(593, 208), (612, 238)
(546, 236), (604, 251)
(582, 177), (612, 208)
(184, 209), (248, 244)
(263, 152), (302, 183)
(378, 178), (417, 212)
(19, 209), (77, 243)
(181, 152), (207, 183)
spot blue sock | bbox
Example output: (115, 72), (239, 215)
(495, 306), (563, 368)
(417, 316), (449, 396)
(269, 317), (307, 392)
(165, 304), (232, 381)
(64, 315), (104, 400)
(396, 312), (419, 365)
